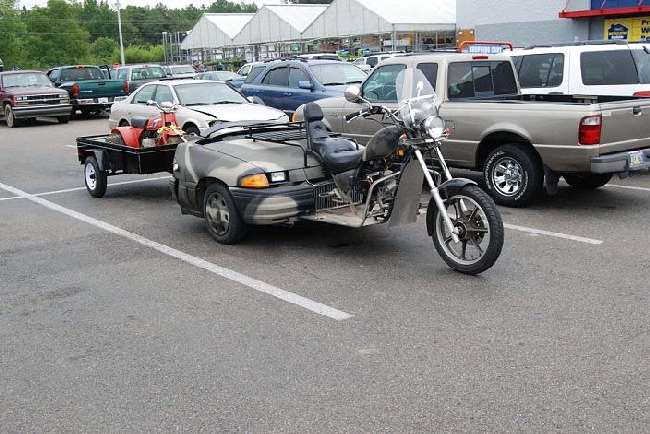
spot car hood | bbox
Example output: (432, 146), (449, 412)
(187, 103), (287, 122)
(7, 86), (66, 96)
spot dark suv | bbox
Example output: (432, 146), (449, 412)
(240, 59), (367, 114)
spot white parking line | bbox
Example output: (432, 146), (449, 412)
(504, 223), (603, 245)
(0, 181), (353, 321)
(607, 184), (650, 193)
(0, 176), (170, 202)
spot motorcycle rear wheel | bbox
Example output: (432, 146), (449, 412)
(431, 185), (504, 275)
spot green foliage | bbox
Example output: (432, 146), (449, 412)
(1, 0), (257, 69)
(120, 45), (164, 64)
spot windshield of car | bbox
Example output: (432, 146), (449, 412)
(310, 63), (367, 86)
(60, 67), (104, 81)
(2, 72), (52, 88)
(131, 66), (166, 80)
(174, 82), (246, 105)
(244, 65), (266, 83)
(212, 71), (241, 81)
(171, 65), (195, 75)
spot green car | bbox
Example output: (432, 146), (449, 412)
(47, 65), (128, 116)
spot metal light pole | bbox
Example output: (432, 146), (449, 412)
(116, 0), (125, 65)
(162, 32), (168, 64)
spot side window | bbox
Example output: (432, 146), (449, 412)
(262, 67), (289, 87)
(448, 61), (518, 100)
(361, 64), (406, 103)
(245, 66), (265, 84)
(581, 50), (639, 85)
(416, 63), (438, 90)
(517, 53), (564, 88)
(48, 69), (60, 82)
(289, 68), (310, 88)
(117, 68), (128, 80)
(133, 85), (156, 104)
(155, 85), (173, 104)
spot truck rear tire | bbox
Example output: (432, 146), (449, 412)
(483, 144), (543, 208)
(84, 156), (108, 198)
(564, 174), (612, 189)
(204, 184), (248, 245)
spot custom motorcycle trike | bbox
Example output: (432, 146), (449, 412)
(173, 70), (504, 274)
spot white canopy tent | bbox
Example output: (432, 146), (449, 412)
(301, 0), (456, 39)
(180, 13), (255, 50)
(233, 4), (328, 46)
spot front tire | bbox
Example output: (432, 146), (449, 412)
(204, 184), (247, 245)
(483, 144), (543, 207)
(183, 124), (201, 136)
(84, 156), (107, 198)
(5, 105), (19, 128)
(564, 173), (612, 189)
(431, 185), (504, 275)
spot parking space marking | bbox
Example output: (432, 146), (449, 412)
(0, 181), (353, 321)
(607, 184), (650, 193)
(504, 223), (603, 245)
(0, 176), (170, 202)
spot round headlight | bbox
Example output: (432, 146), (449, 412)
(424, 116), (445, 139)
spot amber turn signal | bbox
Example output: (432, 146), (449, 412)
(239, 174), (269, 188)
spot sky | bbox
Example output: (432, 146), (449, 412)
(18, 0), (282, 8)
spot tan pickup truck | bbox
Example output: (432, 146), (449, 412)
(295, 53), (650, 207)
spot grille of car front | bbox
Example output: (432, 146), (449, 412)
(16, 94), (66, 106)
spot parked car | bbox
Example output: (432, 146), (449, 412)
(507, 41), (650, 97)
(351, 57), (372, 73)
(109, 80), (288, 135)
(47, 65), (128, 116)
(166, 64), (197, 79)
(240, 59), (367, 114)
(237, 62), (264, 78)
(195, 70), (245, 89)
(295, 53), (650, 207)
(0, 70), (72, 127)
(354, 52), (407, 71)
(113, 64), (167, 94)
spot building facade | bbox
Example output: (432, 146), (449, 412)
(457, 0), (650, 47)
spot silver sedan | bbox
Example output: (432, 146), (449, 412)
(109, 80), (289, 135)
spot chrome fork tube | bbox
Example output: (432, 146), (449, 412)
(435, 144), (468, 213)
(414, 149), (459, 243)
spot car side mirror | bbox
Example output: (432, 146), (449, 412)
(160, 101), (174, 109)
(55, 81), (61, 87)
(247, 96), (265, 105)
(298, 80), (314, 90)
(344, 85), (362, 103)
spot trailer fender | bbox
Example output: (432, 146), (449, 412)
(87, 149), (110, 171)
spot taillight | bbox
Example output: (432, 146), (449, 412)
(123, 80), (129, 94)
(71, 83), (80, 98)
(579, 115), (602, 145)
(633, 91), (650, 97)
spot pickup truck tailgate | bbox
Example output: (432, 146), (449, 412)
(599, 99), (650, 155)
(77, 80), (126, 99)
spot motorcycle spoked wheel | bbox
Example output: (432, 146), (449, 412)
(431, 185), (504, 275)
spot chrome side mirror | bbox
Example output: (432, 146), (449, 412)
(344, 86), (362, 103)
(160, 101), (174, 109)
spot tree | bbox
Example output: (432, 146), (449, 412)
(89, 36), (117, 64)
(0, 0), (27, 68)
(23, 0), (91, 67)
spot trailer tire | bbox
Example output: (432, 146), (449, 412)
(84, 156), (108, 198)
(204, 183), (247, 245)
(484, 144), (543, 208)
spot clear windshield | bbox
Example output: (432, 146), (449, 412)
(175, 82), (246, 106)
(396, 68), (440, 130)
(2, 72), (52, 88)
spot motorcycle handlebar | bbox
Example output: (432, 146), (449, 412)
(344, 105), (384, 122)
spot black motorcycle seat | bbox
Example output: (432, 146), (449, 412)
(304, 103), (363, 174)
(130, 116), (148, 129)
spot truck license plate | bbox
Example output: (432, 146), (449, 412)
(629, 151), (644, 169)
(97, 97), (109, 104)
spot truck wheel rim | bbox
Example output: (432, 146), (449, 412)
(85, 163), (97, 190)
(492, 157), (523, 197)
(206, 193), (230, 235)
(5, 107), (13, 127)
(435, 195), (491, 265)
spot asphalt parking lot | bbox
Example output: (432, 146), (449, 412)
(1, 117), (649, 432)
